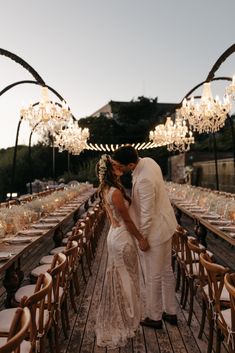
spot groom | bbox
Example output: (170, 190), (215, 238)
(112, 145), (178, 329)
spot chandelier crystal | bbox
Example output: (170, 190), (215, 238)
(54, 119), (90, 155)
(20, 86), (71, 131)
(180, 82), (231, 134)
(149, 110), (194, 152)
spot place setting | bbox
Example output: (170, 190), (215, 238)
(200, 213), (221, 220)
(0, 251), (14, 261)
(32, 223), (57, 230)
(218, 225), (235, 232)
(2, 236), (33, 245)
(17, 229), (44, 236)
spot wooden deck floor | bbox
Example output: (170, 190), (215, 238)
(58, 223), (228, 353)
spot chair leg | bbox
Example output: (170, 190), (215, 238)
(207, 309), (214, 353)
(64, 298), (70, 331)
(182, 277), (189, 309)
(84, 246), (92, 276)
(180, 269), (186, 306)
(198, 299), (206, 338)
(60, 302), (69, 339)
(216, 327), (222, 353)
(73, 270), (80, 296)
(47, 328), (55, 353)
(79, 257), (87, 283)
(187, 279), (194, 326)
(53, 318), (60, 353)
(175, 261), (181, 292)
(69, 282), (77, 313)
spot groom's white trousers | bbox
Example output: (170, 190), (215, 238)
(138, 237), (177, 321)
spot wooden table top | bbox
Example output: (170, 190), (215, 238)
(0, 188), (97, 272)
(172, 200), (235, 246)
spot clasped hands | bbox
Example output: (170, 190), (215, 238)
(138, 237), (150, 252)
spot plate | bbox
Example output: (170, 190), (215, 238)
(201, 214), (220, 220)
(32, 223), (55, 230)
(209, 220), (231, 226)
(17, 229), (44, 236)
(60, 207), (75, 211)
(219, 225), (235, 232)
(50, 212), (67, 216)
(189, 209), (205, 213)
(4, 237), (33, 244)
(40, 218), (60, 224)
(0, 252), (12, 260)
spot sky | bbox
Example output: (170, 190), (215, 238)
(0, 0), (235, 148)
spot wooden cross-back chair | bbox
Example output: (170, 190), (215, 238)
(0, 307), (31, 353)
(200, 252), (231, 353)
(0, 272), (52, 353)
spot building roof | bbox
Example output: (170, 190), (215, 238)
(90, 99), (178, 118)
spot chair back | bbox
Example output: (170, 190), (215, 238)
(0, 307), (31, 353)
(48, 253), (67, 306)
(199, 252), (230, 306)
(187, 237), (207, 282)
(22, 272), (52, 350)
(224, 272), (235, 333)
(63, 241), (79, 271)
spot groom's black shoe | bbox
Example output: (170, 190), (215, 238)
(162, 312), (178, 325)
(140, 318), (163, 329)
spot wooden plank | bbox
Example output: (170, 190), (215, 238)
(164, 322), (187, 353)
(173, 293), (202, 353)
(132, 326), (146, 353)
(65, 223), (108, 353)
(119, 339), (132, 353)
(81, 235), (108, 352)
(155, 322), (173, 353)
(143, 326), (160, 353)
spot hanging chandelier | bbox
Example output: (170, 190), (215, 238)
(54, 119), (90, 155)
(166, 111), (195, 152)
(149, 110), (194, 152)
(20, 86), (71, 131)
(149, 124), (169, 147)
(180, 82), (231, 134)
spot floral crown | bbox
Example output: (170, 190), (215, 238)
(98, 154), (110, 182)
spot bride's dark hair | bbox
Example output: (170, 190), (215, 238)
(96, 155), (131, 204)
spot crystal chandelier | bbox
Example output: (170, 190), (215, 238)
(166, 111), (195, 152)
(54, 119), (90, 155)
(149, 110), (194, 152)
(149, 124), (168, 147)
(180, 82), (231, 134)
(20, 86), (71, 131)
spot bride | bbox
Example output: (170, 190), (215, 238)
(95, 154), (149, 349)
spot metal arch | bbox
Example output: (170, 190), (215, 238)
(0, 48), (45, 85)
(206, 43), (235, 82)
(0, 80), (76, 120)
(0, 80), (40, 97)
(180, 76), (232, 104)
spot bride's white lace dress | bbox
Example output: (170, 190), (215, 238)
(95, 187), (140, 348)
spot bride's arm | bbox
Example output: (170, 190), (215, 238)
(112, 188), (150, 251)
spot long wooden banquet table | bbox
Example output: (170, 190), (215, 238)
(0, 187), (97, 308)
(173, 200), (235, 248)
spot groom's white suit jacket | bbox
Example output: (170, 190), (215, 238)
(129, 157), (177, 247)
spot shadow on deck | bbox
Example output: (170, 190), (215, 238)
(59, 223), (228, 353)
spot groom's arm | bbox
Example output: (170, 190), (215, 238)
(135, 178), (155, 238)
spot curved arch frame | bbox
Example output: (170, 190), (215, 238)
(5, 80), (74, 198)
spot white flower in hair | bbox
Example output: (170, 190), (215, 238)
(98, 154), (109, 182)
